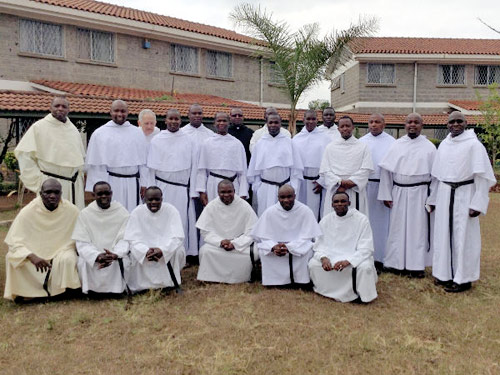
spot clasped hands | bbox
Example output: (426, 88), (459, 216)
(321, 257), (351, 272)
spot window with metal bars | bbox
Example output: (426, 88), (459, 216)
(437, 65), (465, 85)
(170, 44), (199, 74)
(206, 50), (232, 78)
(19, 19), (63, 57)
(474, 65), (500, 85)
(367, 63), (395, 84)
(269, 61), (286, 85)
(78, 28), (114, 63)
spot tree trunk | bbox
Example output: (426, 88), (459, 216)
(0, 121), (16, 168)
(288, 105), (297, 136)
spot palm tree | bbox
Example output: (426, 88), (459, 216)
(231, 4), (377, 135)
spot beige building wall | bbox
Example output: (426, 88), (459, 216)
(0, 14), (290, 105)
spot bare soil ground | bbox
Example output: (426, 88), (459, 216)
(0, 196), (498, 374)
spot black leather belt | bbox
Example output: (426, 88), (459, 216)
(107, 170), (140, 206)
(368, 178), (380, 182)
(209, 171), (237, 182)
(41, 170), (79, 205)
(393, 181), (430, 187)
(261, 177), (290, 187)
(288, 253), (294, 285)
(443, 179), (474, 278)
(303, 175), (320, 181)
(155, 175), (189, 188)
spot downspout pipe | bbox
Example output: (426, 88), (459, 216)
(413, 62), (418, 112)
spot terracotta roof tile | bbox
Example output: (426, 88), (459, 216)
(351, 37), (500, 55)
(32, 0), (259, 45)
(448, 100), (484, 111)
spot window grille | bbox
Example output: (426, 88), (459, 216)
(438, 65), (465, 85)
(384, 128), (394, 136)
(434, 128), (448, 140)
(367, 64), (395, 84)
(19, 19), (63, 57)
(78, 29), (114, 63)
(474, 65), (500, 85)
(206, 51), (232, 78)
(170, 44), (199, 74)
(269, 61), (286, 85)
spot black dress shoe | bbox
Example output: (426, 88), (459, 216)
(434, 278), (453, 287)
(444, 282), (472, 293)
(408, 270), (425, 279)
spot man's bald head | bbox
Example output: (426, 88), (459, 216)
(368, 113), (386, 136)
(188, 104), (203, 127)
(218, 179), (235, 205)
(110, 100), (128, 125)
(40, 178), (62, 211)
(264, 107), (278, 121)
(447, 111), (467, 138)
(405, 112), (423, 139)
(278, 184), (295, 211)
(50, 96), (70, 123)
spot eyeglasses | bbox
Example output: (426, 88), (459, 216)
(95, 191), (112, 196)
(448, 119), (464, 124)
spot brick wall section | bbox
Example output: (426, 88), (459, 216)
(331, 62), (360, 108)
(0, 14), (290, 105)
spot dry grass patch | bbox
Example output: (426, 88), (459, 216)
(0, 196), (499, 374)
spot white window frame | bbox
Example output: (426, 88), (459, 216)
(474, 65), (500, 86)
(437, 64), (466, 85)
(19, 19), (64, 57)
(269, 61), (286, 85)
(77, 28), (115, 63)
(170, 44), (199, 74)
(366, 63), (395, 84)
(206, 50), (233, 79)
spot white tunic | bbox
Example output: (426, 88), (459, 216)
(181, 123), (215, 151)
(292, 127), (332, 220)
(147, 129), (198, 256)
(123, 203), (185, 292)
(428, 130), (496, 284)
(359, 132), (396, 262)
(15, 114), (86, 209)
(143, 127), (160, 143)
(72, 201), (129, 294)
(248, 132), (304, 216)
(309, 209), (378, 303)
(378, 135), (437, 271)
(196, 196), (258, 283)
(249, 125), (291, 153)
(85, 121), (148, 212)
(319, 136), (373, 217)
(251, 201), (322, 286)
(196, 133), (249, 201)
(317, 124), (340, 140)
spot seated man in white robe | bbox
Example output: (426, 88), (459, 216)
(147, 109), (198, 260)
(309, 191), (378, 303)
(4, 179), (81, 301)
(252, 185), (322, 287)
(197, 180), (258, 283)
(124, 186), (185, 293)
(138, 109), (160, 143)
(197, 112), (248, 205)
(428, 112), (496, 293)
(293, 110), (332, 220)
(378, 113), (437, 278)
(72, 181), (129, 295)
(248, 114), (304, 216)
(85, 100), (148, 212)
(320, 115), (373, 217)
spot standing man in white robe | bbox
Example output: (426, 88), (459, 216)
(138, 109), (160, 143)
(197, 112), (248, 204)
(124, 187), (185, 293)
(320, 116), (373, 217)
(292, 110), (331, 220)
(72, 181), (129, 295)
(147, 109), (198, 258)
(317, 107), (340, 140)
(378, 113), (437, 278)
(85, 100), (148, 212)
(252, 185), (322, 286)
(309, 191), (378, 303)
(197, 180), (258, 284)
(249, 107), (291, 153)
(359, 114), (395, 270)
(4, 179), (81, 301)
(15, 96), (86, 208)
(428, 112), (496, 293)
(248, 114), (304, 216)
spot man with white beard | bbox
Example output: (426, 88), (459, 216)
(72, 182), (129, 295)
(247, 114), (304, 216)
(359, 114), (395, 270)
(124, 187), (185, 293)
(251, 185), (322, 286)
(292, 110), (331, 220)
(429, 111), (496, 293)
(196, 112), (248, 204)
(147, 109), (198, 259)
(319, 116), (373, 217)
(309, 191), (378, 303)
(85, 100), (148, 212)
(197, 180), (257, 284)
(378, 113), (437, 278)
